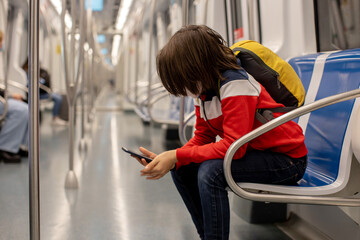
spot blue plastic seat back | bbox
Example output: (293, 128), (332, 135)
(289, 53), (319, 93)
(289, 49), (360, 187)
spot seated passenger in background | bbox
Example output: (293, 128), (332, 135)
(22, 59), (67, 126)
(135, 25), (308, 240)
(0, 30), (28, 163)
(0, 93), (28, 163)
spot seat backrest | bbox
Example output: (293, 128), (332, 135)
(288, 53), (320, 93)
(289, 49), (360, 187)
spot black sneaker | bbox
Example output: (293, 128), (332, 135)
(0, 150), (21, 163)
(18, 148), (29, 158)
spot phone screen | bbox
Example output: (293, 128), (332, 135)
(122, 147), (152, 163)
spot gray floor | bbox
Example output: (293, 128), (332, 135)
(0, 87), (290, 240)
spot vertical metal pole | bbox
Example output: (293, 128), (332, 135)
(79, 49), (86, 152)
(134, 25), (140, 106)
(80, 58), (85, 140)
(182, 0), (189, 26)
(88, 49), (94, 123)
(178, 0), (189, 145)
(29, 0), (40, 239)
(69, 104), (75, 168)
(65, 0), (85, 188)
(147, 0), (156, 115)
(79, 4), (87, 151)
(70, 0), (76, 81)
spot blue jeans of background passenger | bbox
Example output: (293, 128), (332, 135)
(40, 92), (62, 117)
(171, 150), (307, 240)
(0, 99), (28, 153)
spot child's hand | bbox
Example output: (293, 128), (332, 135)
(12, 93), (23, 101)
(140, 150), (177, 180)
(131, 147), (156, 166)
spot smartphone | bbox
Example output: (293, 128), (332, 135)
(122, 147), (153, 163)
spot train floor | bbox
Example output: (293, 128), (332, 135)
(0, 86), (291, 240)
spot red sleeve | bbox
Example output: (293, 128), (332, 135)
(176, 95), (258, 168)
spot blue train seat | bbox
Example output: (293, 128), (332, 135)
(236, 49), (360, 196)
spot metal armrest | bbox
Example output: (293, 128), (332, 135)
(224, 88), (360, 206)
(147, 91), (181, 125)
(1, 78), (53, 104)
(0, 79), (28, 93)
(179, 110), (196, 145)
(39, 84), (53, 100)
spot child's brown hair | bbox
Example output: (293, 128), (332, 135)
(156, 25), (239, 96)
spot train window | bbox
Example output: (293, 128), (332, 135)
(315, 0), (360, 51)
(230, 0), (244, 43)
(226, 0), (260, 46)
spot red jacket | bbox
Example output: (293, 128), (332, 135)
(176, 67), (307, 169)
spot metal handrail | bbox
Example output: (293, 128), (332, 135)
(39, 5), (53, 75)
(60, 0), (85, 189)
(147, 91), (182, 125)
(1, 79), (28, 92)
(178, 0), (189, 144)
(224, 88), (360, 206)
(139, 86), (167, 106)
(179, 110), (196, 144)
(146, 0), (157, 121)
(29, 0), (41, 238)
(134, 6), (146, 107)
(0, 79), (53, 101)
(128, 82), (164, 105)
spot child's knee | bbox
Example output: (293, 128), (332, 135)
(198, 160), (226, 188)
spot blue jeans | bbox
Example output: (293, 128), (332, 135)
(0, 99), (28, 153)
(40, 93), (62, 117)
(171, 150), (307, 240)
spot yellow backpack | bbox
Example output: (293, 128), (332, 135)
(231, 41), (304, 103)
(230, 40), (305, 123)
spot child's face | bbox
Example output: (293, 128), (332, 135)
(186, 89), (199, 98)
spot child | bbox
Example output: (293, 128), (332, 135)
(137, 25), (307, 240)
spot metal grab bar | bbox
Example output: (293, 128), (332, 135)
(178, 0), (189, 144)
(147, 91), (183, 125)
(28, 0), (41, 238)
(146, 0), (157, 121)
(179, 110), (196, 145)
(1, 79), (28, 92)
(139, 82), (165, 104)
(60, 0), (85, 189)
(0, 79), (53, 101)
(139, 87), (167, 106)
(224, 88), (360, 206)
(129, 83), (166, 109)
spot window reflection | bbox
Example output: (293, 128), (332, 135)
(316, 0), (360, 51)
